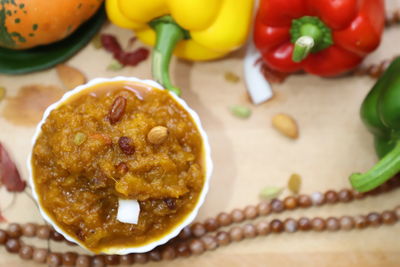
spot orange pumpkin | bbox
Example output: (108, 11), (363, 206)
(0, 0), (103, 49)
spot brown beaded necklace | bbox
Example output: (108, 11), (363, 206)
(2, 8), (400, 267)
(1, 177), (399, 267)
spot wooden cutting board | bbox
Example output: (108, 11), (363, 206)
(1, 3), (400, 266)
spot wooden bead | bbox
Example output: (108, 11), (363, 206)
(244, 205), (259, 220)
(7, 223), (22, 238)
(338, 189), (353, 202)
(379, 182), (390, 193)
(201, 235), (218, 250)
(5, 238), (20, 253)
(257, 201), (272, 216)
(216, 231), (231, 246)
(0, 229), (8, 244)
(92, 255), (105, 267)
(22, 223), (37, 237)
(104, 254), (120, 265)
(395, 206), (400, 219)
(354, 215), (368, 229)
(256, 221), (270, 235)
(340, 216), (354, 231)
(298, 217), (311, 231)
(62, 252), (78, 266)
(178, 226), (192, 239)
(189, 239), (205, 255)
(33, 248), (48, 263)
(217, 212), (233, 226)
(311, 192), (325, 206)
(76, 255), (91, 267)
(367, 212), (382, 227)
(51, 230), (64, 242)
(243, 224), (257, 238)
(367, 187), (381, 196)
(161, 246), (176, 260)
(271, 199), (284, 213)
(204, 218), (219, 232)
(229, 226), (244, 241)
(176, 242), (191, 257)
(191, 223), (206, 237)
(326, 217), (340, 231)
(381, 210), (397, 225)
(388, 177), (400, 188)
(270, 219), (284, 233)
(325, 190), (338, 204)
(36, 225), (51, 240)
(133, 253), (148, 263)
(352, 190), (365, 200)
(311, 217), (326, 231)
(149, 250), (161, 262)
(298, 195), (312, 208)
(19, 245), (33, 260)
(284, 218), (298, 233)
(283, 196), (298, 210)
(120, 254), (134, 265)
(47, 253), (62, 267)
(231, 209), (245, 223)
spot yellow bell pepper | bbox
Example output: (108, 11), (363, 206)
(106, 0), (253, 95)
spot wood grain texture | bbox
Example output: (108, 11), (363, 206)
(1, 1), (400, 265)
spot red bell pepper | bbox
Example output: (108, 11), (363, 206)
(254, 0), (385, 76)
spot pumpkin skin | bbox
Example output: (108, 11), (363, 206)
(0, 0), (103, 49)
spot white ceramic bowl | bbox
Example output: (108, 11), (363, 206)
(27, 76), (213, 254)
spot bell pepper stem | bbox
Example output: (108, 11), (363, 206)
(152, 21), (185, 96)
(350, 141), (400, 192)
(290, 16), (333, 62)
(292, 36), (315, 62)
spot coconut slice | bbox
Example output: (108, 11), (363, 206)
(117, 199), (140, 224)
(244, 41), (273, 105)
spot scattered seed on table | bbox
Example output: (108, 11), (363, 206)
(288, 173), (302, 194)
(259, 186), (283, 200)
(272, 113), (299, 139)
(224, 72), (240, 83)
(107, 59), (124, 71)
(230, 105), (251, 119)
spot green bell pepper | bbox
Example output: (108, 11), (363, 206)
(350, 57), (400, 192)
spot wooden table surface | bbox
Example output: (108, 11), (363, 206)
(1, 2), (400, 266)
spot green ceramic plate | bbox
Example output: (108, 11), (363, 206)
(0, 7), (106, 75)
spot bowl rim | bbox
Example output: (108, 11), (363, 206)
(27, 76), (213, 255)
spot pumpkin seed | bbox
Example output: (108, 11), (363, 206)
(0, 87), (6, 102)
(224, 71), (240, 83)
(230, 105), (251, 119)
(74, 132), (87, 145)
(288, 173), (302, 194)
(107, 59), (124, 71)
(259, 186), (283, 200)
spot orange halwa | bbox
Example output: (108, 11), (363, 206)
(31, 82), (205, 252)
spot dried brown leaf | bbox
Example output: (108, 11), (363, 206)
(0, 143), (26, 192)
(56, 64), (87, 90)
